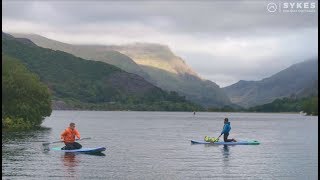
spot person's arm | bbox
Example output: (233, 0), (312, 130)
(74, 129), (81, 140)
(218, 126), (225, 139)
(219, 125), (226, 137)
(60, 130), (67, 140)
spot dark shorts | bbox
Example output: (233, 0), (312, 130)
(62, 142), (82, 150)
(223, 133), (233, 142)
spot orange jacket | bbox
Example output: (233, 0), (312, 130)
(60, 127), (81, 143)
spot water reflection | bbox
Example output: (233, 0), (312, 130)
(61, 152), (105, 178)
(2, 127), (52, 158)
(61, 152), (106, 168)
(61, 153), (80, 179)
(2, 127), (51, 144)
(62, 153), (79, 168)
(88, 152), (106, 156)
(222, 145), (231, 169)
(222, 145), (230, 159)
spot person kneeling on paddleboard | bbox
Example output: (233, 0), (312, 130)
(218, 118), (237, 142)
(61, 122), (82, 150)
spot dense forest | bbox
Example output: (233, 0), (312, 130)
(2, 54), (52, 129)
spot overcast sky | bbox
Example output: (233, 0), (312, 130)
(2, 0), (318, 87)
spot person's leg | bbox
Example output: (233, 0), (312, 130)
(224, 133), (234, 142)
(62, 143), (75, 150)
(224, 133), (229, 142)
(73, 142), (82, 149)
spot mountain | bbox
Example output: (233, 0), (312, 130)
(108, 43), (199, 76)
(223, 59), (318, 108)
(2, 32), (36, 46)
(11, 33), (232, 108)
(2, 32), (203, 111)
(108, 43), (233, 108)
(297, 79), (318, 98)
(10, 33), (151, 81)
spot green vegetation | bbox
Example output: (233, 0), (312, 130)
(62, 99), (204, 111)
(207, 96), (318, 116)
(301, 96), (318, 115)
(12, 34), (232, 108)
(2, 54), (52, 130)
(248, 96), (318, 115)
(140, 65), (232, 108)
(2, 35), (203, 112)
(207, 105), (240, 112)
(3, 34), (316, 115)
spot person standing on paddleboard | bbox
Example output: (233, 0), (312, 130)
(218, 118), (237, 142)
(61, 122), (82, 150)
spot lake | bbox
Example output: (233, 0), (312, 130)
(2, 111), (318, 179)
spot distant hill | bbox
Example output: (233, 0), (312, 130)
(11, 33), (232, 108)
(223, 59), (318, 108)
(248, 96), (318, 116)
(108, 43), (199, 76)
(297, 79), (318, 98)
(108, 43), (233, 108)
(2, 32), (203, 111)
(10, 33), (150, 81)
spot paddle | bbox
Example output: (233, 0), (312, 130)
(42, 137), (91, 151)
(217, 134), (222, 142)
(42, 137), (91, 146)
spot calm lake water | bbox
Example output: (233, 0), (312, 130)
(2, 111), (318, 179)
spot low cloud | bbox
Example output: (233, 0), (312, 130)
(2, 0), (318, 87)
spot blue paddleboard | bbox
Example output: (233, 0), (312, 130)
(191, 140), (260, 145)
(51, 147), (106, 153)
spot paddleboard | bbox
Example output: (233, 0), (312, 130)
(51, 147), (106, 153)
(191, 140), (260, 145)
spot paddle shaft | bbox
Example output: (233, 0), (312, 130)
(42, 137), (91, 145)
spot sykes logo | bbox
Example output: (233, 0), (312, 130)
(283, 2), (316, 9)
(267, 2), (317, 13)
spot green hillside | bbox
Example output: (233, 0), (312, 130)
(11, 33), (151, 81)
(140, 65), (231, 108)
(12, 34), (232, 108)
(2, 33), (204, 111)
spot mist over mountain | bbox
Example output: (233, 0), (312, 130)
(223, 59), (318, 108)
(12, 33), (232, 108)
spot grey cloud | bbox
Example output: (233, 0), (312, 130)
(2, 0), (318, 87)
(3, 0), (318, 34)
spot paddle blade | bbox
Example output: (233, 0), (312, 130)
(42, 143), (50, 151)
